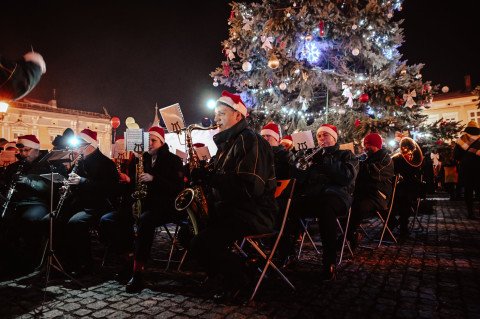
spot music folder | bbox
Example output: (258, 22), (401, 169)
(40, 173), (66, 183)
(40, 149), (75, 163)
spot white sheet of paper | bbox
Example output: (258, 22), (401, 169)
(195, 146), (211, 161)
(176, 149), (188, 164)
(160, 103), (185, 133)
(291, 131), (315, 151)
(125, 129), (145, 152)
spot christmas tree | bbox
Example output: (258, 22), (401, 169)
(210, 0), (441, 146)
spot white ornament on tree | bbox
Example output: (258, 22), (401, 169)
(441, 86), (449, 93)
(352, 48), (360, 56)
(242, 62), (252, 72)
(279, 83), (287, 90)
(352, 24), (358, 30)
(213, 81), (219, 87)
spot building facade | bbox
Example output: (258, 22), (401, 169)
(0, 99), (113, 156)
(422, 91), (480, 127)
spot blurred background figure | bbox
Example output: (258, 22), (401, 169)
(1, 51), (46, 101)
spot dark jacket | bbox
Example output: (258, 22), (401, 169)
(453, 134), (480, 185)
(127, 143), (184, 211)
(354, 148), (394, 211)
(301, 144), (359, 209)
(272, 144), (295, 180)
(393, 155), (422, 201)
(0, 54), (42, 100)
(0, 150), (66, 207)
(211, 118), (278, 233)
(71, 148), (120, 211)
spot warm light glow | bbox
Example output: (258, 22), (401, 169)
(0, 101), (9, 113)
(68, 137), (81, 147)
(389, 140), (397, 147)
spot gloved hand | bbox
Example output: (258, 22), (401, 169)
(24, 51), (46, 74)
(15, 175), (32, 187)
(68, 172), (81, 185)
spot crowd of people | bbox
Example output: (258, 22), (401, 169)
(1, 84), (479, 304)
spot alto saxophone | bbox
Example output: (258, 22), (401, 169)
(131, 144), (147, 224)
(174, 124), (218, 235)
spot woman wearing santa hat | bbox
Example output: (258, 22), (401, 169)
(99, 126), (184, 293)
(261, 122), (295, 180)
(293, 124), (359, 281)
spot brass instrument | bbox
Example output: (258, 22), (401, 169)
(295, 145), (325, 170)
(131, 144), (147, 223)
(1, 159), (26, 218)
(174, 124), (218, 235)
(391, 137), (423, 167)
(357, 152), (368, 161)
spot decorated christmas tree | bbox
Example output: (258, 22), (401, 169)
(210, 0), (441, 146)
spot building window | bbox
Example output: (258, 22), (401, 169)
(442, 112), (458, 122)
(427, 114), (440, 124)
(468, 110), (480, 126)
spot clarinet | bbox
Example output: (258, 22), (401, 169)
(1, 159), (26, 218)
(55, 154), (82, 217)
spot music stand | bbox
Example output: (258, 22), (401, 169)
(35, 149), (84, 299)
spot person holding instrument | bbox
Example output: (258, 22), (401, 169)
(99, 126), (184, 293)
(293, 124), (358, 281)
(56, 129), (120, 277)
(189, 91), (277, 304)
(347, 133), (394, 250)
(0, 135), (64, 274)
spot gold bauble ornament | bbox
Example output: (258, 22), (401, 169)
(268, 56), (280, 69)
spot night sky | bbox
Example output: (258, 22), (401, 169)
(1, 0), (478, 133)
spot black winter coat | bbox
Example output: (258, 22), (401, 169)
(210, 119), (278, 233)
(300, 144), (359, 209)
(272, 144), (295, 180)
(354, 148), (394, 211)
(127, 143), (184, 212)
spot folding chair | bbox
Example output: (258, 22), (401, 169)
(234, 179), (296, 301)
(297, 207), (354, 266)
(152, 223), (188, 271)
(360, 174), (399, 249)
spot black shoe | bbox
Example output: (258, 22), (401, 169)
(125, 272), (144, 293)
(213, 289), (238, 305)
(321, 264), (337, 282)
(348, 232), (363, 251)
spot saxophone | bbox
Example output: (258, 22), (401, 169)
(174, 124), (218, 235)
(131, 144), (147, 224)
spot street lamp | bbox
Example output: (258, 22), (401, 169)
(0, 101), (9, 120)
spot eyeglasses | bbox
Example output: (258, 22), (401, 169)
(18, 148), (33, 153)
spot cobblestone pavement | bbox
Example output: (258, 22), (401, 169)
(1, 194), (480, 318)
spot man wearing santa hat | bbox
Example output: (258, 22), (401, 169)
(99, 126), (184, 293)
(347, 133), (394, 250)
(261, 122), (295, 180)
(293, 124), (358, 281)
(190, 91), (277, 304)
(0, 135), (63, 274)
(58, 128), (120, 276)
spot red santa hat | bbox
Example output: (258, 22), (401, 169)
(317, 124), (338, 142)
(216, 91), (247, 117)
(5, 142), (18, 150)
(16, 135), (40, 149)
(261, 122), (280, 142)
(364, 133), (383, 149)
(281, 135), (294, 149)
(77, 129), (98, 148)
(115, 136), (124, 142)
(148, 126), (165, 143)
(193, 143), (205, 148)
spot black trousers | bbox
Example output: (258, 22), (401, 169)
(348, 197), (377, 239)
(190, 203), (256, 289)
(134, 209), (176, 262)
(292, 194), (347, 267)
(98, 210), (135, 255)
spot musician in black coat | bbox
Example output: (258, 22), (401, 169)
(293, 124), (359, 281)
(1, 52), (46, 101)
(261, 122), (295, 180)
(110, 126), (184, 293)
(190, 91), (277, 304)
(0, 135), (64, 273)
(348, 133), (394, 249)
(59, 129), (120, 275)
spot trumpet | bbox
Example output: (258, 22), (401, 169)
(295, 145), (325, 170)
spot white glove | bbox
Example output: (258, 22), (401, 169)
(24, 51), (47, 74)
(68, 172), (81, 185)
